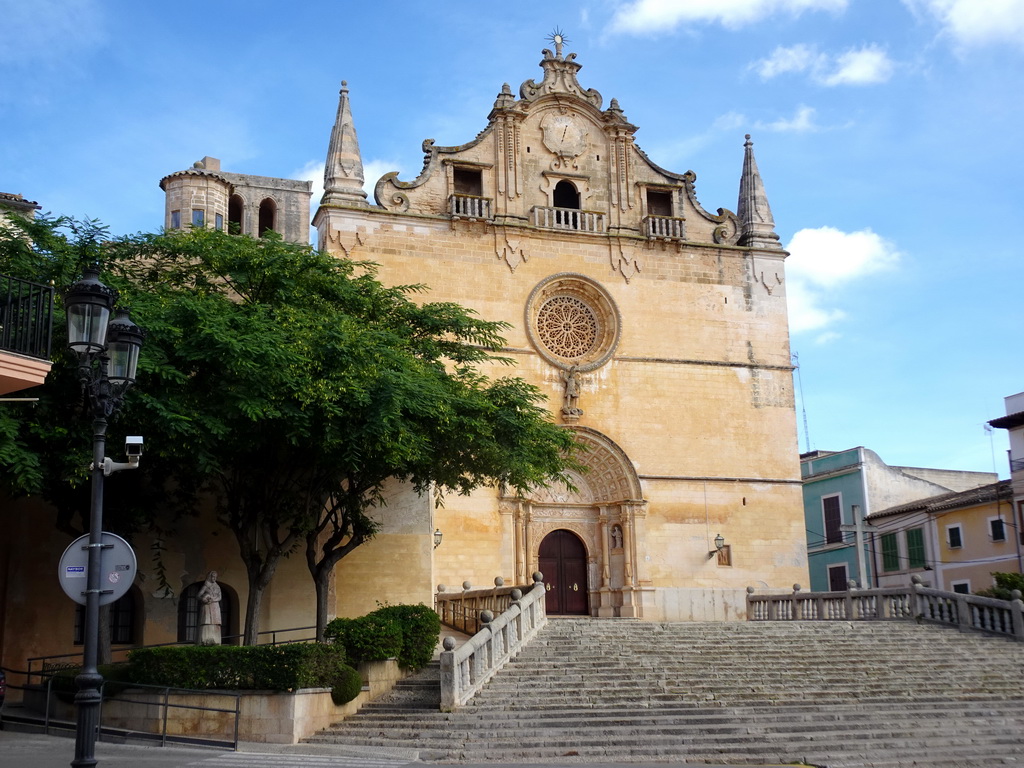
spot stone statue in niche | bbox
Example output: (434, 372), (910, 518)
(196, 570), (222, 646)
(611, 525), (623, 549)
(561, 364), (583, 419)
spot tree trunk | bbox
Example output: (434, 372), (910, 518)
(314, 566), (331, 643)
(243, 580), (264, 646)
(241, 555), (282, 645)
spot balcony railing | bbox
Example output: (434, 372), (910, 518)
(1, 274), (54, 361)
(449, 194), (492, 220)
(645, 215), (686, 240)
(531, 206), (605, 233)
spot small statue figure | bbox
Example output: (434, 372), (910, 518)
(196, 570), (222, 646)
(561, 365), (583, 417)
(611, 525), (623, 549)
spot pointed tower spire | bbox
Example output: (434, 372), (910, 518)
(321, 81), (368, 207)
(737, 134), (781, 249)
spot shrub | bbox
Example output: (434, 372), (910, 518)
(325, 614), (403, 665)
(330, 664), (363, 705)
(126, 643), (351, 691)
(325, 603), (440, 671)
(371, 604), (440, 670)
(975, 572), (1024, 600)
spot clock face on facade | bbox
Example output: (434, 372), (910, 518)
(541, 113), (589, 160)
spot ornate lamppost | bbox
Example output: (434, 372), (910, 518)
(63, 266), (145, 768)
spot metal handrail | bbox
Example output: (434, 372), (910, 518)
(1, 273), (54, 360)
(1, 664), (240, 750)
(26, 624), (317, 683)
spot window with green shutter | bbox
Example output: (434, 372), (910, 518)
(906, 528), (926, 569)
(881, 532), (900, 572)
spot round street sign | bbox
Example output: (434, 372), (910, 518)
(58, 532), (137, 606)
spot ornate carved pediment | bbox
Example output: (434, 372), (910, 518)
(520, 47), (602, 109)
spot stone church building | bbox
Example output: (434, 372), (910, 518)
(301, 37), (807, 623)
(1, 39), (807, 673)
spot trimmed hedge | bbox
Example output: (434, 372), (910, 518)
(126, 642), (360, 702)
(325, 603), (440, 671)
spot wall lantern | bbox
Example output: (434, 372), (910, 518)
(433, 528), (444, 549)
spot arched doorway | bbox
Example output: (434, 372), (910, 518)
(539, 529), (589, 615)
(553, 180), (580, 209)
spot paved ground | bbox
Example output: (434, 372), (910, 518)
(0, 730), (805, 768)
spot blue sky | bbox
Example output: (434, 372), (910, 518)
(2, 0), (1021, 476)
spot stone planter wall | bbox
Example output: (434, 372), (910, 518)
(26, 658), (408, 745)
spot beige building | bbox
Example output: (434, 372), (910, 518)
(0, 39), (809, 674)
(869, 480), (1020, 593)
(316, 38), (807, 622)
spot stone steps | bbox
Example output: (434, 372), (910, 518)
(306, 619), (1024, 766)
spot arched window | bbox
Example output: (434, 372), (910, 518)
(74, 585), (142, 646)
(553, 180), (580, 210)
(228, 194), (244, 235)
(177, 579), (238, 644)
(258, 198), (277, 237)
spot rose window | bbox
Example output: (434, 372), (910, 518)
(525, 273), (620, 372)
(537, 296), (599, 358)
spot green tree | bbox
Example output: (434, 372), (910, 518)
(3, 219), (582, 644)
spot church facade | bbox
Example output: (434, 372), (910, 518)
(311, 38), (807, 622)
(0, 39), (809, 676)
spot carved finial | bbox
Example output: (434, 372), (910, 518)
(494, 576), (504, 587)
(442, 636), (456, 651)
(492, 82), (516, 111)
(547, 28), (569, 59)
(321, 78), (368, 207)
(737, 133), (781, 250)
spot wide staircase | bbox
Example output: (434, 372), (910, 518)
(306, 619), (1024, 766)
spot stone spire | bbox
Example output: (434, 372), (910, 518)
(321, 80), (368, 207)
(737, 134), (781, 249)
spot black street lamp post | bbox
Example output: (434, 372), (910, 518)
(63, 266), (144, 768)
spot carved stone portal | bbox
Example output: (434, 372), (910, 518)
(503, 427), (650, 617)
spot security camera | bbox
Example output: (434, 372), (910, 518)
(125, 436), (144, 457)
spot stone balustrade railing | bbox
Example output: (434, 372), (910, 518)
(531, 206), (605, 233)
(449, 194), (492, 220)
(435, 577), (523, 636)
(644, 215), (686, 240)
(438, 573), (547, 711)
(747, 576), (1024, 641)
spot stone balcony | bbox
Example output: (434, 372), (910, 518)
(644, 214), (686, 240)
(531, 206), (605, 234)
(449, 194), (492, 220)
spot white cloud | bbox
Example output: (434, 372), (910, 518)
(785, 226), (902, 334)
(903, 0), (1024, 50)
(753, 44), (894, 85)
(610, 0), (847, 34)
(753, 44), (824, 78)
(762, 105), (820, 132)
(821, 45), (895, 85)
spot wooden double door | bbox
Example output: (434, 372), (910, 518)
(538, 529), (589, 615)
